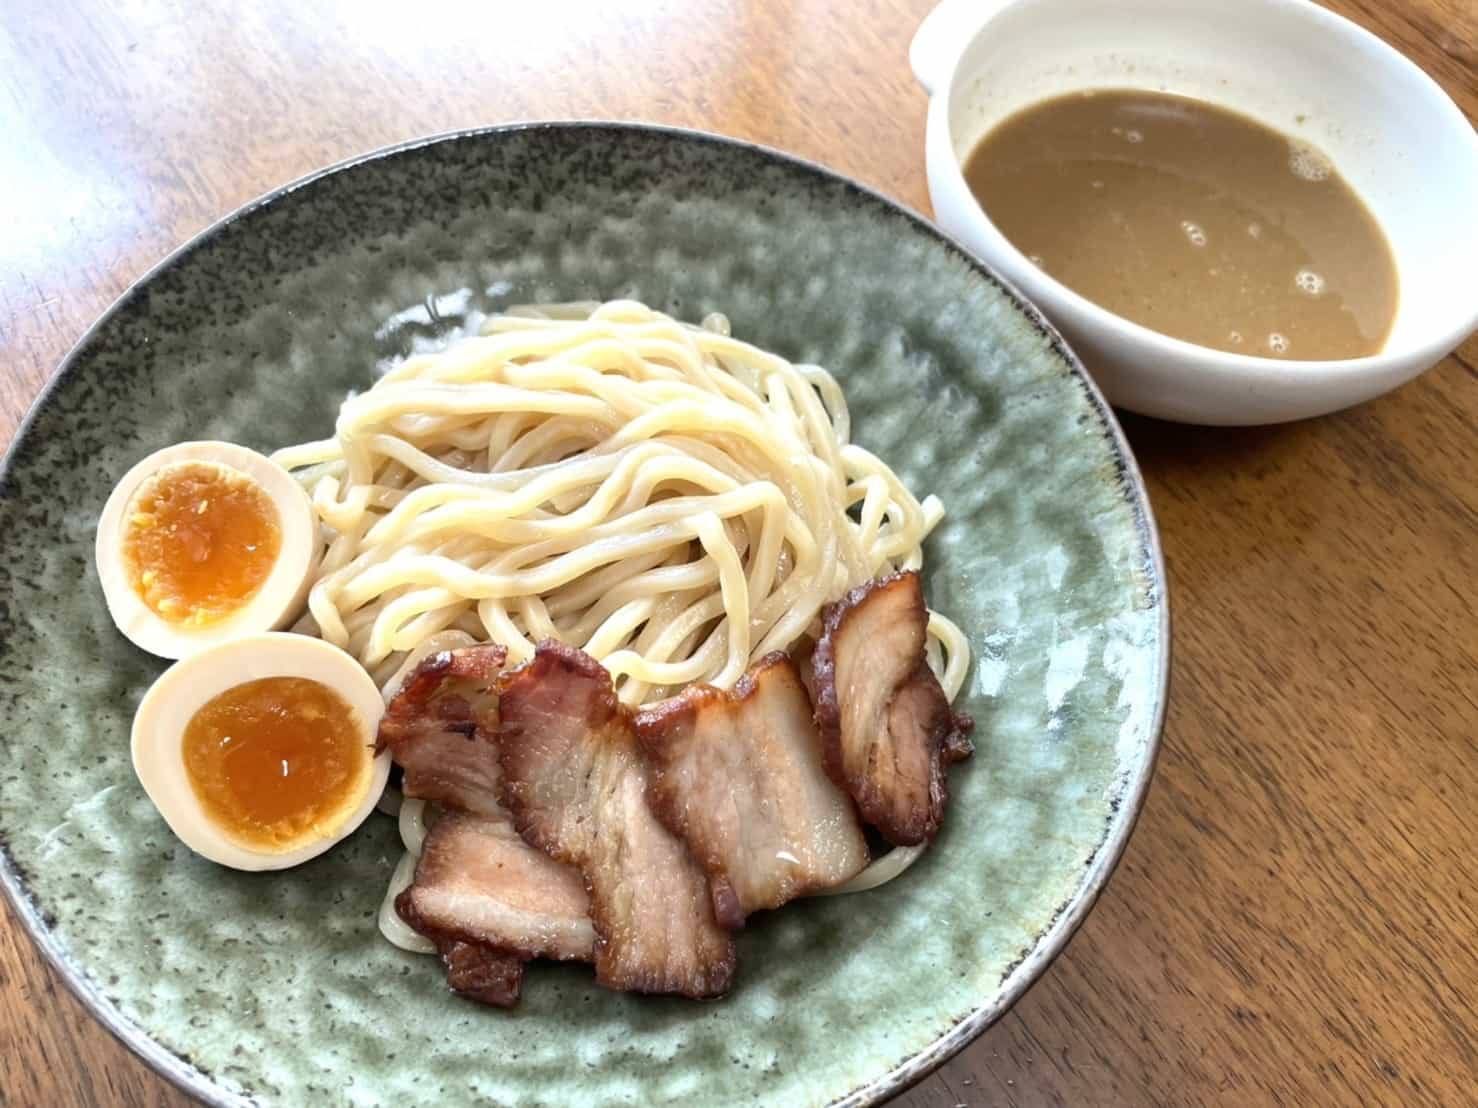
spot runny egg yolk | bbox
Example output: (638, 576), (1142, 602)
(122, 461), (282, 626)
(181, 677), (372, 851)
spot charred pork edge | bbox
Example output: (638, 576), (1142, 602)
(375, 642), (508, 756)
(394, 886), (525, 1007)
(812, 571), (976, 844)
(437, 938), (525, 1008)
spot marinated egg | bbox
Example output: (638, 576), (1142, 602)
(96, 442), (319, 658)
(132, 633), (389, 870)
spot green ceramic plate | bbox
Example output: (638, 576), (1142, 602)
(0, 123), (1167, 1107)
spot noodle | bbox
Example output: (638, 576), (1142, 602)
(273, 301), (970, 954)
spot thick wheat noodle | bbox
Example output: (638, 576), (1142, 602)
(273, 301), (971, 955)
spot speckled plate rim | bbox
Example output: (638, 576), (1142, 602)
(0, 120), (1170, 1108)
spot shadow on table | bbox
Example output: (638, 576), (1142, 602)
(1115, 411), (1317, 477)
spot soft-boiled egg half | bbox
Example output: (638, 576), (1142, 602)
(96, 441), (319, 659)
(132, 633), (389, 870)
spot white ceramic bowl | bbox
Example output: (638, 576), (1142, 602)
(912, 0), (1478, 425)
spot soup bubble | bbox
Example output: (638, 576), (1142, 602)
(1267, 333), (1290, 355)
(1295, 269), (1325, 296)
(1181, 221), (1207, 247)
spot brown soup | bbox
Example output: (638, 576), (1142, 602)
(963, 89), (1398, 360)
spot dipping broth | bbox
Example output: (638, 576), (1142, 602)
(964, 89), (1398, 360)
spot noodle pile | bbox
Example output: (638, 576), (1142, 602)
(271, 300), (969, 952)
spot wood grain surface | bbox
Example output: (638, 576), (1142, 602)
(2, 1), (1474, 1105)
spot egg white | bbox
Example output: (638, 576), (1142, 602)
(132, 632), (390, 871)
(96, 441), (319, 659)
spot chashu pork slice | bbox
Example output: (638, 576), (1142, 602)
(377, 644), (510, 816)
(812, 571), (974, 846)
(377, 643), (595, 1006)
(636, 652), (870, 928)
(496, 641), (736, 998)
(395, 810), (596, 965)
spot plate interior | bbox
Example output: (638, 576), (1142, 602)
(0, 124), (1163, 1107)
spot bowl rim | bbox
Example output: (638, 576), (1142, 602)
(0, 118), (1171, 1108)
(922, 0), (1478, 385)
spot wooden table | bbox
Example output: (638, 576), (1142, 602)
(2, 1), (1474, 1104)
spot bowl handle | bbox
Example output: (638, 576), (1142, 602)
(909, 0), (1016, 96)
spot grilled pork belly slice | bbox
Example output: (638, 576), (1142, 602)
(376, 644), (508, 816)
(377, 643), (595, 1007)
(496, 642), (737, 998)
(396, 809), (596, 963)
(636, 652), (870, 927)
(813, 571), (974, 846)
